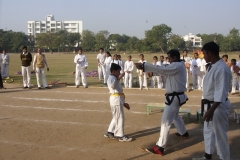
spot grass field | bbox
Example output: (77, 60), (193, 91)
(5, 51), (240, 87)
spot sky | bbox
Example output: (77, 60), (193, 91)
(0, 0), (239, 39)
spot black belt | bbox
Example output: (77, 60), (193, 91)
(201, 98), (228, 117)
(165, 92), (188, 106)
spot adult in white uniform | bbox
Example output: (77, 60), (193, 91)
(182, 50), (191, 92)
(151, 56), (161, 88)
(104, 51), (112, 85)
(97, 48), (106, 82)
(33, 48), (51, 89)
(124, 55), (134, 88)
(236, 55), (240, 90)
(135, 49), (189, 156)
(1, 49), (10, 78)
(193, 42), (231, 160)
(159, 55), (165, 88)
(190, 52), (202, 90)
(137, 54), (148, 90)
(104, 63), (132, 142)
(74, 48), (88, 88)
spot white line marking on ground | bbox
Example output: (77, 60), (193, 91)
(32, 90), (240, 99)
(12, 97), (201, 107)
(0, 139), (90, 152)
(1, 105), (146, 115)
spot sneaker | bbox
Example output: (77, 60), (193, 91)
(23, 86), (28, 89)
(45, 87), (51, 89)
(175, 132), (189, 138)
(119, 135), (132, 142)
(38, 87), (41, 89)
(84, 85), (88, 88)
(76, 85), (79, 88)
(145, 87), (149, 90)
(153, 145), (164, 156)
(104, 132), (115, 139)
(187, 89), (190, 92)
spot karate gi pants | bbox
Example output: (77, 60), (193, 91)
(75, 67), (87, 86)
(186, 70), (190, 89)
(105, 66), (111, 84)
(124, 73), (133, 88)
(156, 96), (187, 148)
(36, 68), (48, 87)
(151, 75), (161, 88)
(107, 96), (125, 137)
(21, 66), (31, 87)
(139, 73), (147, 89)
(1, 64), (9, 78)
(192, 73), (203, 89)
(203, 100), (230, 160)
(98, 65), (106, 81)
(231, 77), (238, 93)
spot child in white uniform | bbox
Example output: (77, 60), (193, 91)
(97, 48), (106, 82)
(104, 51), (112, 85)
(182, 50), (191, 92)
(230, 59), (239, 94)
(104, 63), (132, 142)
(190, 52), (202, 90)
(137, 54), (148, 90)
(1, 49), (10, 78)
(124, 55), (134, 88)
(74, 48), (88, 88)
(151, 56), (161, 88)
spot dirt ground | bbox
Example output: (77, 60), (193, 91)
(0, 84), (240, 160)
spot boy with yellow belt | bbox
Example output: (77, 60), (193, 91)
(104, 63), (132, 142)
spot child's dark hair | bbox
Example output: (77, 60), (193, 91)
(183, 49), (188, 53)
(153, 56), (158, 60)
(99, 48), (104, 51)
(231, 59), (236, 63)
(222, 54), (228, 59)
(160, 55), (164, 59)
(22, 46), (27, 50)
(139, 54), (144, 58)
(106, 51), (111, 57)
(110, 63), (121, 73)
(128, 55), (132, 58)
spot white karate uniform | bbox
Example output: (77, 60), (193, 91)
(182, 56), (191, 90)
(151, 61), (162, 88)
(97, 53), (106, 81)
(104, 56), (112, 84)
(107, 74), (125, 137)
(124, 60), (134, 88)
(191, 58), (203, 89)
(162, 61), (170, 88)
(237, 61), (240, 90)
(202, 59), (231, 160)
(230, 66), (239, 93)
(120, 60), (125, 74)
(1, 53), (10, 78)
(33, 53), (49, 88)
(137, 60), (148, 89)
(144, 61), (188, 148)
(74, 54), (88, 87)
(200, 58), (207, 90)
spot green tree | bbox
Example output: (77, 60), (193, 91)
(145, 24), (172, 52)
(168, 34), (185, 50)
(81, 30), (96, 52)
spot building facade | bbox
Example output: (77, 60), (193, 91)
(183, 33), (202, 48)
(27, 15), (83, 38)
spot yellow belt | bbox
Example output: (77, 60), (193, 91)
(111, 93), (125, 99)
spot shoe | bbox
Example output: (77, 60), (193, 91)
(145, 87), (149, 90)
(38, 87), (41, 89)
(153, 145), (164, 156)
(104, 132), (115, 139)
(175, 132), (189, 138)
(84, 85), (88, 88)
(187, 89), (190, 92)
(119, 135), (132, 142)
(76, 85), (79, 88)
(23, 86), (28, 89)
(45, 87), (51, 89)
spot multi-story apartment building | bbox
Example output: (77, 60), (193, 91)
(183, 33), (202, 47)
(27, 15), (82, 38)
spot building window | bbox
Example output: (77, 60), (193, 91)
(57, 23), (61, 26)
(41, 24), (45, 27)
(29, 24), (31, 27)
(64, 23), (69, 26)
(51, 24), (55, 27)
(29, 29), (32, 32)
(51, 28), (56, 32)
(36, 23), (40, 27)
(71, 23), (76, 26)
(41, 29), (46, 32)
(36, 28), (40, 31)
